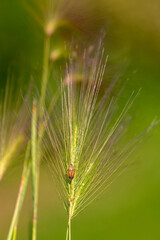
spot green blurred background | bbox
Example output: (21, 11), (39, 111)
(0, 0), (160, 239)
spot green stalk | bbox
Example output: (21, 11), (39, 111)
(66, 225), (68, 240)
(31, 35), (50, 240)
(12, 227), (17, 240)
(40, 36), (50, 120)
(66, 210), (71, 240)
(7, 143), (31, 240)
(69, 207), (71, 240)
(31, 100), (38, 240)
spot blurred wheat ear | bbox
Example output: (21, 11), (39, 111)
(3, 81), (33, 240)
(42, 44), (158, 240)
(0, 82), (30, 180)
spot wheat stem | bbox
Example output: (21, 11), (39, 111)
(31, 100), (39, 240)
(31, 35), (50, 240)
(7, 143), (31, 240)
(12, 225), (17, 240)
(69, 217), (71, 240)
(66, 226), (68, 240)
(66, 211), (72, 240)
(69, 210), (72, 240)
(40, 35), (50, 120)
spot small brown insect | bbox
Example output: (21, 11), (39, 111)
(67, 164), (75, 181)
